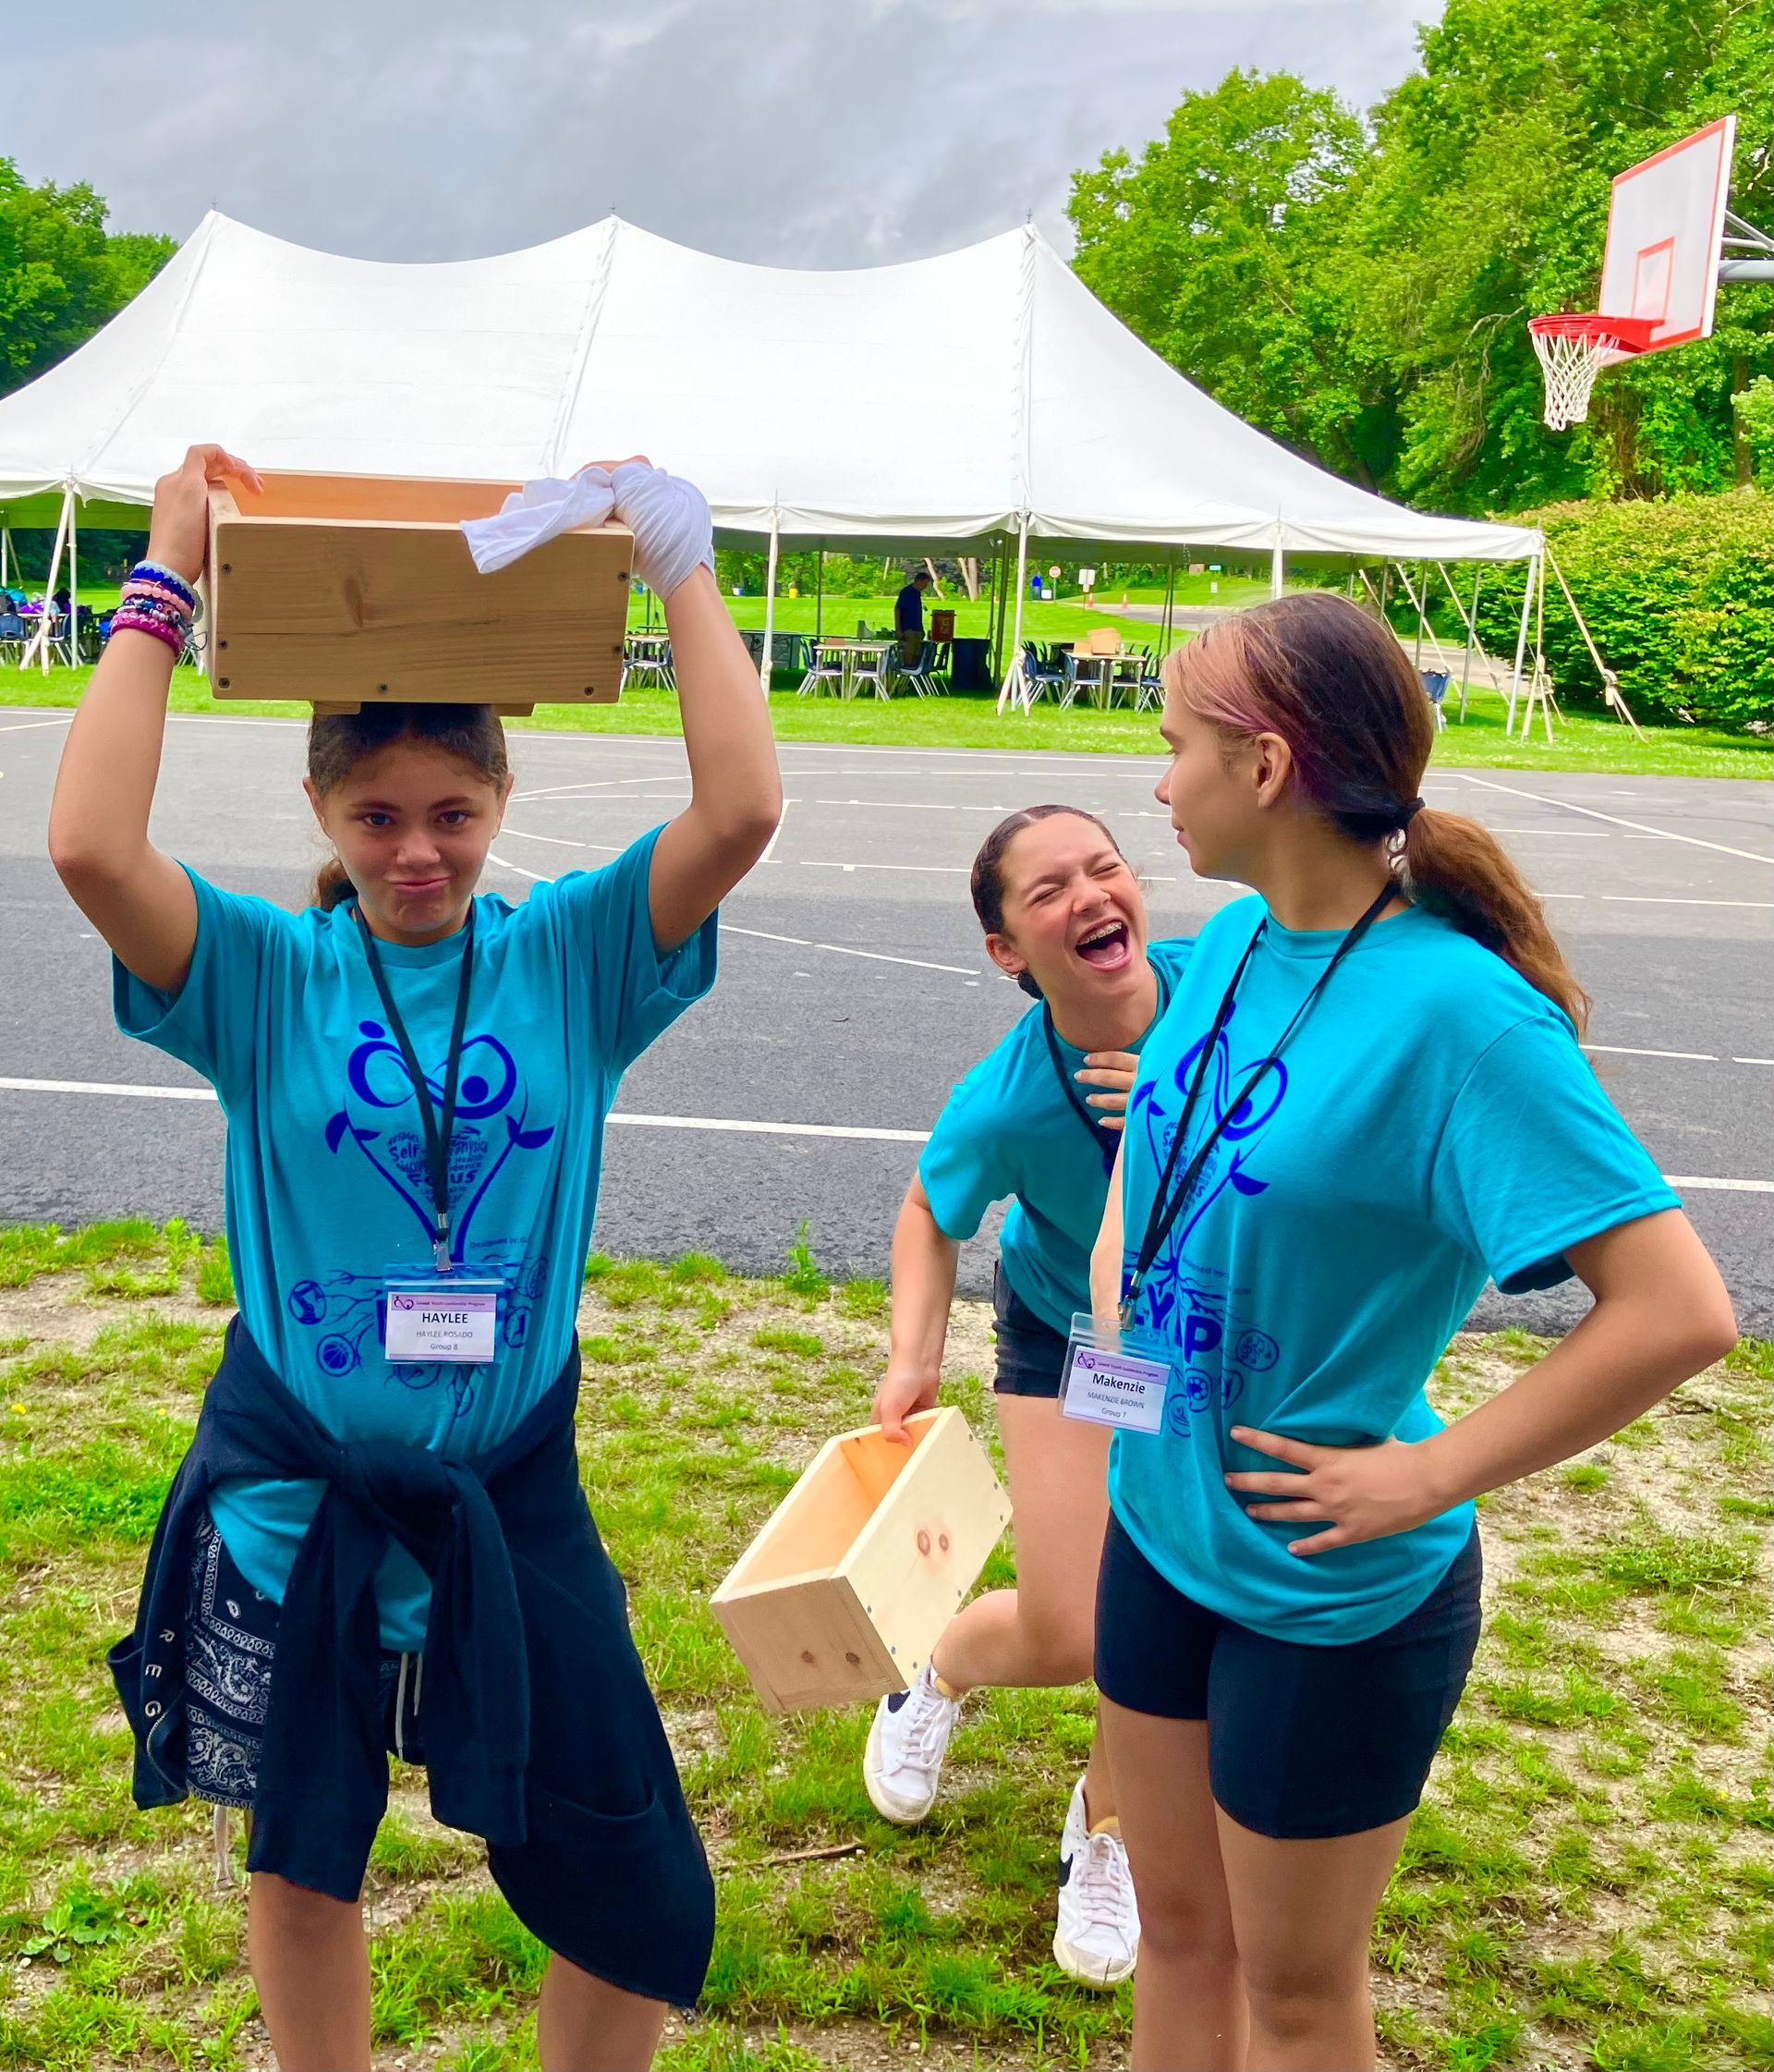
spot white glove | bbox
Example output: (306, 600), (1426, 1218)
(459, 473), (615, 575)
(602, 460), (714, 600)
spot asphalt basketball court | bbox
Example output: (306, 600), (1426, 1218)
(1, 707), (1768, 1337)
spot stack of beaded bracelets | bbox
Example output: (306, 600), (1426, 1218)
(111, 561), (197, 658)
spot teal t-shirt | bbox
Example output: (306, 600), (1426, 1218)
(115, 828), (715, 1650)
(918, 938), (1195, 1335)
(1113, 896), (1679, 1646)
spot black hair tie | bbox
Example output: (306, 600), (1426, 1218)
(1396, 798), (1427, 829)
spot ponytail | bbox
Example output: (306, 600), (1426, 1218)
(1165, 593), (1590, 1031)
(310, 855), (357, 911)
(1400, 810), (1589, 1031)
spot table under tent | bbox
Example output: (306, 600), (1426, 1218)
(0, 211), (1628, 739)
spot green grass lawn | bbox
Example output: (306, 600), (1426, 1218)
(0, 1221), (1768, 2071)
(2, 657), (1763, 778)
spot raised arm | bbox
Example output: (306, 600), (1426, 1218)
(875, 1175), (962, 1443)
(599, 461), (782, 950)
(47, 445), (262, 992)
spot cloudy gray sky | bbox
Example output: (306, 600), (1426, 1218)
(12, 0), (1443, 265)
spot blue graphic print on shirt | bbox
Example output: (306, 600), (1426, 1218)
(114, 827), (716, 1649)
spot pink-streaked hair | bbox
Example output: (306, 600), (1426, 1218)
(1162, 594), (1588, 1030)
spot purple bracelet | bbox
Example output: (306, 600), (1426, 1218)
(111, 607), (187, 657)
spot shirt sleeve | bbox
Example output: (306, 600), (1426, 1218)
(111, 866), (288, 1108)
(536, 825), (718, 1078)
(1431, 1013), (1681, 1294)
(918, 1078), (1017, 1242)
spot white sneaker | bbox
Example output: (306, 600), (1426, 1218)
(863, 1663), (962, 1823)
(1052, 1776), (1140, 1987)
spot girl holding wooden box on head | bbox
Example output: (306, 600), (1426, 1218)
(866, 804), (1192, 1987)
(50, 444), (782, 2072)
(1087, 593), (1734, 2072)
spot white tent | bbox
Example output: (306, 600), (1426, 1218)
(0, 211), (1542, 697)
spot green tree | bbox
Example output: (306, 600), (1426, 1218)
(1343, 0), (1772, 508)
(1068, 70), (1391, 487)
(1065, 0), (1773, 514)
(0, 160), (176, 398)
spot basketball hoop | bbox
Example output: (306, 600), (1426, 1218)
(1529, 314), (1657, 429)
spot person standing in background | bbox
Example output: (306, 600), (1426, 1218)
(895, 567), (932, 664)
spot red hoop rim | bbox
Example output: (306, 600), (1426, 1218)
(1528, 312), (1658, 354)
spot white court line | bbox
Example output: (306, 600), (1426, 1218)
(1585, 1044), (1717, 1062)
(812, 942), (977, 975)
(497, 828), (622, 853)
(1456, 773), (1774, 864)
(487, 851), (545, 881)
(1602, 896), (1774, 909)
(800, 859), (970, 875)
(1735, 1057), (1774, 1066)
(723, 923), (813, 947)
(511, 776), (690, 802)
(0, 1077), (215, 1102)
(6, 1075), (1772, 1182)
(0, 716), (73, 733)
(760, 801), (789, 867)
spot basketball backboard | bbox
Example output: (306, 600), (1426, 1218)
(1597, 115), (1736, 351)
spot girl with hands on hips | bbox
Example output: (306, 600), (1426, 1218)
(1087, 593), (1735, 2072)
(53, 445), (778, 2072)
(867, 805), (1192, 1993)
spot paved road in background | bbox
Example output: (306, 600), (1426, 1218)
(2, 709), (1769, 1336)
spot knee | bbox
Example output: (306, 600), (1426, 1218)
(1242, 1951), (1366, 2039)
(1017, 1608), (1095, 1688)
(1129, 1884), (1237, 1970)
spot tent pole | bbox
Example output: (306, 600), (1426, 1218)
(1506, 556), (1536, 737)
(1535, 551), (1554, 748)
(989, 532), (1010, 689)
(1413, 560), (1427, 666)
(68, 496), (79, 668)
(814, 545), (823, 645)
(999, 517), (1029, 714)
(1, 525), (9, 591)
(1270, 524), (1284, 600)
(1459, 568), (1480, 721)
(758, 511), (780, 697)
(23, 489), (72, 673)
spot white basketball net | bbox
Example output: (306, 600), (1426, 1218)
(1531, 324), (1618, 430)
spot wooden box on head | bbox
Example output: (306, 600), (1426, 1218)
(204, 471), (633, 717)
(711, 1407), (1012, 1714)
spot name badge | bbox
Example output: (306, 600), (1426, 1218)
(385, 1283), (499, 1364)
(1059, 1312), (1171, 1434)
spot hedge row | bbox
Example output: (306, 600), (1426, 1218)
(1473, 489), (1770, 732)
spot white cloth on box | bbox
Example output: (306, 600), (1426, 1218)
(459, 472), (615, 575)
(604, 462), (714, 601)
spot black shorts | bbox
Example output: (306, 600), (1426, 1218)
(991, 1262), (1070, 1397)
(183, 1501), (713, 2008)
(1095, 1513), (1482, 1840)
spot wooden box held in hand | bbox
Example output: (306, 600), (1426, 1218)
(204, 471), (633, 713)
(711, 1407), (1012, 1714)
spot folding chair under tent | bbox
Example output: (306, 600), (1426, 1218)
(0, 211), (1543, 701)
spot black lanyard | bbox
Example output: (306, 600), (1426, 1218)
(1043, 957), (1175, 1164)
(354, 901), (477, 1273)
(1121, 883), (1399, 1328)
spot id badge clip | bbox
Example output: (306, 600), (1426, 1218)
(1059, 1311), (1172, 1435)
(382, 1270), (506, 1366)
